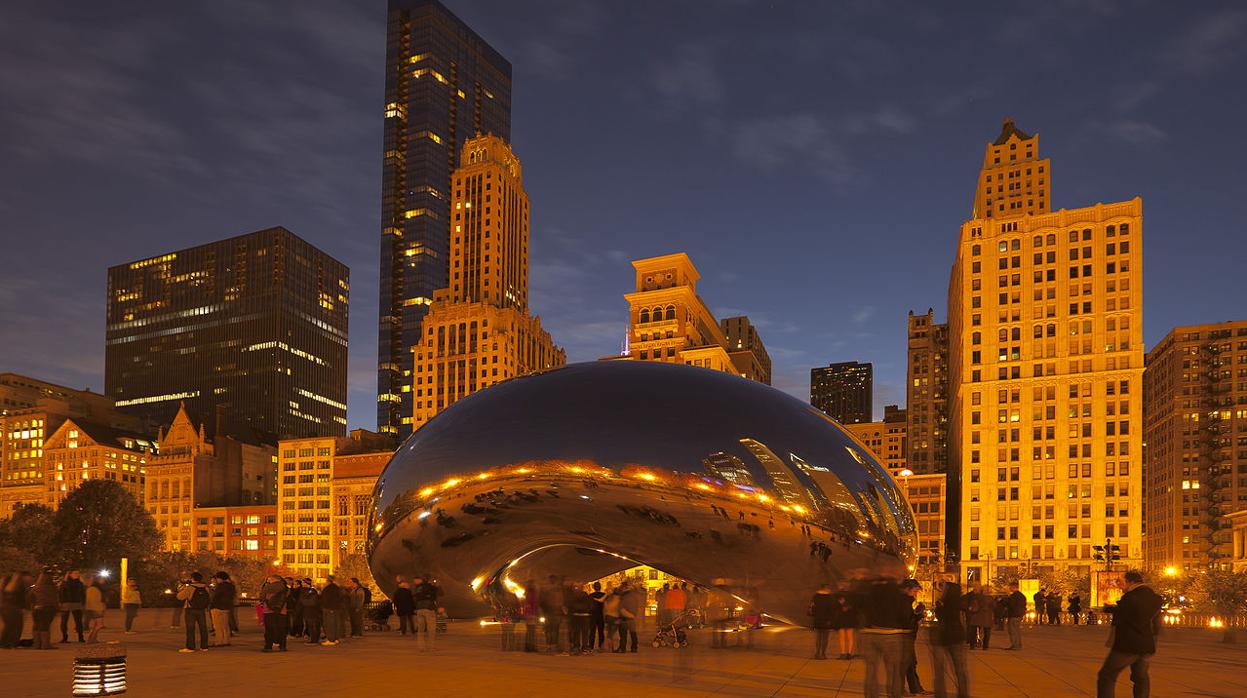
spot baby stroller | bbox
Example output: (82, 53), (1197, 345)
(367, 601), (393, 631)
(651, 610), (694, 648)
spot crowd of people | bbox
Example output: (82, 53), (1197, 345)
(807, 570), (1164, 698)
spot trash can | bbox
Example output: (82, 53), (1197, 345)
(72, 641), (127, 696)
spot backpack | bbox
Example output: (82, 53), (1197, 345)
(189, 586), (210, 610)
(363, 586), (373, 605)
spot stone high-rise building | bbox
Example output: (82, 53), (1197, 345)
(106, 227), (349, 441)
(846, 407), (908, 478)
(377, 0), (513, 440)
(907, 310), (949, 474)
(948, 119), (1143, 582)
(810, 361), (873, 424)
(614, 254), (768, 384)
(410, 135), (565, 430)
(1144, 321), (1247, 571)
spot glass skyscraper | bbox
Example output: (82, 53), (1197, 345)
(377, 0), (512, 439)
(105, 226), (349, 441)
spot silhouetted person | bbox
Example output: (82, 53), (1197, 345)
(1046, 592), (1062, 625)
(900, 579), (927, 695)
(1069, 593), (1083, 625)
(58, 570), (85, 643)
(809, 583), (835, 659)
(1033, 589), (1046, 625)
(1097, 571), (1163, 698)
(931, 582), (969, 698)
(260, 574), (289, 652)
(392, 576), (415, 636)
(858, 575), (910, 698)
(588, 581), (606, 651)
(1005, 581), (1026, 649)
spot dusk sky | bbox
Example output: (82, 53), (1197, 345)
(2, 0), (1245, 431)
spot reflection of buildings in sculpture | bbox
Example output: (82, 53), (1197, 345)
(789, 452), (869, 530)
(702, 451), (755, 487)
(610, 253), (769, 383)
(738, 438), (813, 510)
(410, 135), (565, 430)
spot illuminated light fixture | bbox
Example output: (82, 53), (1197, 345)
(636, 472), (657, 482)
(516, 467), (531, 474)
(443, 478), (461, 488)
(419, 487), (435, 498)
(694, 483), (711, 491)
(476, 473), (489, 480)
(778, 505), (791, 512)
(569, 466), (584, 473)
(470, 576), (484, 590)
(756, 493), (770, 503)
(417, 511), (431, 520)
(791, 505), (806, 514)
(98, 570), (111, 579)
(374, 523), (383, 532)
(72, 648), (127, 696)
(899, 468), (914, 478)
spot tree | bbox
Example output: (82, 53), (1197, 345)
(334, 553), (378, 593)
(1188, 569), (1247, 643)
(0, 503), (57, 570)
(52, 480), (161, 572)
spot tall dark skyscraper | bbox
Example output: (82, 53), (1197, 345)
(105, 227), (349, 441)
(378, 0), (512, 439)
(810, 361), (873, 424)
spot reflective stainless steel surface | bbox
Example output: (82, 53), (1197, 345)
(368, 361), (915, 625)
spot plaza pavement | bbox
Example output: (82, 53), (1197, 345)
(4, 612), (1246, 697)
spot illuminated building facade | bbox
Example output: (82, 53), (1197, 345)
(616, 254), (768, 383)
(846, 407), (908, 478)
(192, 504), (279, 560)
(1229, 510), (1247, 573)
(378, 0), (512, 440)
(411, 135), (564, 430)
(898, 472), (947, 571)
(1144, 321), (1247, 571)
(907, 311), (949, 474)
(720, 316), (772, 385)
(42, 418), (152, 508)
(811, 361), (873, 424)
(948, 119), (1143, 582)
(105, 226), (349, 441)
(277, 430), (393, 581)
(144, 404), (277, 552)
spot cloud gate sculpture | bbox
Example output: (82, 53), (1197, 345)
(368, 361), (915, 625)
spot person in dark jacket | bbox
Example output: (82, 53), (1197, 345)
(1069, 593), (1083, 625)
(809, 583), (836, 659)
(1046, 592), (1062, 625)
(1096, 571), (1163, 698)
(346, 578), (367, 638)
(320, 576), (343, 645)
(830, 579), (859, 659)
(1033, 589), (1046, 624)
(392, 576), (415, 636)
(930, 582), (969, 698)
(260, 574), (289, 652)
(28, 571), (60, 650)
(287, 578), (304, 638)
(566, 582), (593, 654)
(0, 571), (30, 649)
(301, 579), (322, 644)
(411, 576), (441, 651)
(209, 572), (236, 647)
(857, 575), (911, 698)
(900, 579), (928, 695)
(587, 581), (607, 651)
(965, 585), (994, 649)
(1005, 581), (1026, 649)
(58, 570), (86, 643)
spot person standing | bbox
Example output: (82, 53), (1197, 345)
(858, 575), (911, 698)
(301, 579), (322, 645)
(83, 574), (106, 644)
(587, 581), (607, 651)
(28, 571), (60, 650)
(392, 576), (415, 636)
(411, 575), (441, 652)
(121, 577), (142, 634)
(1033, 589), (1046, 624)
(260, 574), (289, 652)
(1046, 592), (1062, 625)
(1069, 593), (1083, 625)
(664, 582), (687, 629)
(930, 582), (970, 698)
(58, 569), (86, 643)
(346, 578), (366, 638)
(522, 580), (542, 652)
(320, 576), (343, 646)
(901, 580), (929, 695)
(538, 575), (566, 653)
(617, 580), (642, 653)
(1005, 581), (1026, 650)
(809, 582), (836, 660)
(176, 572), (210, 652)
(830, 579), (859, 659)
(566, 582), (593, 655)
(209, 572), (236, 647)
(966, 585), (994, 650)
(287, 578), (304, 638)
(655, 583), (669, 627)
(1096, 571), (1163, 698)
(0, 572), (28, 649)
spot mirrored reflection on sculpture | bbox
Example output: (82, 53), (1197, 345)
(368, 361), (916, 625)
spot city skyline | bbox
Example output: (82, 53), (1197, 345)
(3, 2), (1247, 432)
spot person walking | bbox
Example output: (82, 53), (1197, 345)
(1046, 592), (1062, 625)
(1069, 593), (1083, 625)
(346, 578), (366, 638)
(901, 580), (929, 695)
(176, 572), (210, 652)
(411, 575), (441, 652)
(831, 579), (859, 659)
(209, 572), (236, 647)
(121, 577), (141, 634)
(966, 584), (994, 649)
(809, 582), (835, 660)
(587, 581), (607, 651)
(522, 579), (542, 652)
(287, 578), (304, 638)
(1096, 571), (1163, 698)
(28, 571), (60, 650)
(58, 569), (86, 643)
(300, 579), (322, 645)
(83, 574), (106, 644)
(617, 580), (642, 653)
(320, 576), (343, 646)
(538, 575), (566, 653)
(0, 571), (28, 649)
(392, 576), (415, 636)
(260, 574), (289, 652)
(858, 575), (911, 698)
(930, 582), (970, 698)
(1005, 581), (1026, 649)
